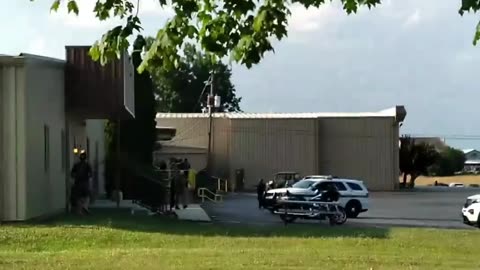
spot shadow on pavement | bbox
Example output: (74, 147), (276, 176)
(25, 208), (390, 239)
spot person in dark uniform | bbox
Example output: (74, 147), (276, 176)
(70, 152), (93, 215)
(183, 158), (191, 177)
(175, 170), (188, 209)
(257, 179), (266, 209)
(169, 161), (177, 211)
(322, 183), (340, 202)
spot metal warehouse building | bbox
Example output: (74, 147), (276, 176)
(155, 106), (406, 191)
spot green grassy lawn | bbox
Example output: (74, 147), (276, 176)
(0, 209), (478, 270)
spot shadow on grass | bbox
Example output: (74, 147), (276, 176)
(25, 208), (390, 239)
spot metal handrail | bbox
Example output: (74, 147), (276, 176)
(197, 187), (223, 203)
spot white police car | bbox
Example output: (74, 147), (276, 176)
(462, 194), (480, 227)
(264, 176), (369, 218)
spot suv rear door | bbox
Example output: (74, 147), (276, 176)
(345, 181), (369, 198)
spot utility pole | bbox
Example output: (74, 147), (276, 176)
(206, 71), (214, 174)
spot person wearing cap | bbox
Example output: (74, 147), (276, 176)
(70, 151), (93, 215)
(257, 178), (266, 209)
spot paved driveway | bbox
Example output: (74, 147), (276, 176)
(202, 188), (479, 229)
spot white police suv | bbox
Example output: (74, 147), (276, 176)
(264, 176), (370, 218)
(462, 194), (480, 227)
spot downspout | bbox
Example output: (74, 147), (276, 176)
(65, 117), (70, 213)
(314, 118), (319, 174)
(14, 66), (18, 220)
(0, 67), (3, 222)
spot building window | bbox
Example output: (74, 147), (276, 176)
(44, 125), (50, 172)
(61, 129), (66, 171)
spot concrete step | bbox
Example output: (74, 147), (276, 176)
(174, 204), (211, 222)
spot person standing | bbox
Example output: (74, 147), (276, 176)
(257, 178), (266, 209)
(183, 158), (191, 175)
(175, 170), (188, 209)
(70, 152), (93, 215)
(169, 163), (177, 211)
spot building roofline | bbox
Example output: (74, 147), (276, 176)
(65, 45), (91, 49)
(156, 106), (405, 120)
(0, 53), (65, 67)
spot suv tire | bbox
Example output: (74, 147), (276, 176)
(345, 200), (361, 218)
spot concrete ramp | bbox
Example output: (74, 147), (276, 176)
(174, 204), (211, 222)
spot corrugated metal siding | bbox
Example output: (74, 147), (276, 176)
(0, 66), (3, 220)
(0, 62), (27, 221)
(228, 119), (316, 189)
(154, 117), (228, 175)
(155, 115), (399, 191)
(317, 117), (398, 191)
(24, 60), (66, 219)
(212, 118), (230, 178)
(65, 46), (133, 119)
(157, 117), (209, 148)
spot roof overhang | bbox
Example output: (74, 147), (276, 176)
(0, 53), (65, 68)
(465, 160), (480, 165)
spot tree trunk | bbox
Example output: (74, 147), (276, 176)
(409, 173), (418, 189)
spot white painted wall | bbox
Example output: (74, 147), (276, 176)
(0, 55), (108, 221)
(1, 55), (67, 221)
(86, 119), (107, 197)
(24, 58), (66, 220)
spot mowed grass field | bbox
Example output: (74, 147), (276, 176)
(407, 175), (480, 186)
(0, 209), (479, 270)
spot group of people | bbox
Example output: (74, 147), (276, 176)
(69, 153), (195, 215)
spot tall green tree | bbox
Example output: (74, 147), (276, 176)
(147, 40), (241, 113)
(429, 147), (466, 177)
(42, 1), (480, 73)
(399, 136), (439, 188)
(104, 36), (157, 197)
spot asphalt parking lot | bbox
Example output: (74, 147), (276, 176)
(202, 187), (480, 229)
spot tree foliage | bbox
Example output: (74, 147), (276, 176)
(429, 147), (466, 177)
(39, 0), (480, 72)
(146, 38), (241, 113)
(42, 0), (385, 72)
(399, 136), (439, 188)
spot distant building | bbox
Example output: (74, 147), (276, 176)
(463, 149), (480, 172)
(155, 106), (407, 191)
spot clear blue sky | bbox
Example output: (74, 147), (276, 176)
(2, 0), (480, 149)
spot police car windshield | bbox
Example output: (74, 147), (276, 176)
(291, 180), (316, 189)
